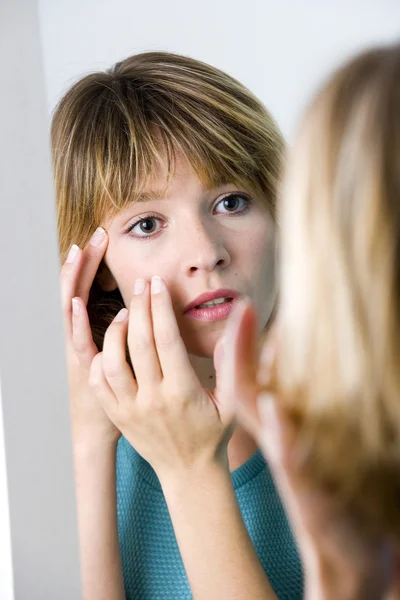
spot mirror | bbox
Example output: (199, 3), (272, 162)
(2, 1), (399, 598)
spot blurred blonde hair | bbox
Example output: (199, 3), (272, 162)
(277, 42), (400, 539)
(51, 51), (284, 349)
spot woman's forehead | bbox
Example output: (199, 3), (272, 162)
(134, 155), (234, 202)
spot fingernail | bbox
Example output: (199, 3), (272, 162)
(72, 298), (80, 315)
(151, 276), (163, 294)
(90, 227), (106, 247)
(114, 308), (128, 322)
(66, 244), (79, 263)
(134, 278), (146, 295)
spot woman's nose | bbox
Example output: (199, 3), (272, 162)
(180, 222), (231, 275)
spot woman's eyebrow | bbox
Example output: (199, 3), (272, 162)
(133, 190), (167, 203)
(114, 191), (166, 223)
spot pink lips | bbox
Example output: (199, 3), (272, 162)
(184, 289), (239, 322)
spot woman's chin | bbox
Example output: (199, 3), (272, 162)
(185, 344), (214, 359)
(184, 332), (222, 359)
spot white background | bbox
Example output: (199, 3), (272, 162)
(1, 1), (399, 597)
(39, 0), (400, 138)
(1, 1), (81, 599)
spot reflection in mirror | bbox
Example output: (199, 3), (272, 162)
(53, 51), (301, 600)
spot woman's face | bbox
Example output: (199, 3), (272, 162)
(101, 153), (276, 357)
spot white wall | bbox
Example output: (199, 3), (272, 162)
(0, 383), (13, 600)
(0, 1), (81, 597)
(39, 0), (400, 140)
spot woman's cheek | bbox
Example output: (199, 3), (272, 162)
(106, 254), (148, 305)
(250, 228), (277, 324)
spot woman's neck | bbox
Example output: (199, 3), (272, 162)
(189, 354), (258, 472)
(189, 354), (217, 390)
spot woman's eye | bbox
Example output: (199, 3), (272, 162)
(214, 193), (251, 215)
(127, 216), (162, 238)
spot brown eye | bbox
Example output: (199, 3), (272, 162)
(214, 193), (252, 215)
(223, 195), (241, 211)
(139, 218), (156, 233)
(126, 215), (164, 238)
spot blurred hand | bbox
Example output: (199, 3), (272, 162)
(218, 299), (396, 600)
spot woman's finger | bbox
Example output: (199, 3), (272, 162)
(71, 296), (99, 370)
(256, 394), (290, 474)
(257, 320), (279, 388)
(74, 227), (109, 305)
(217, 298), (261, 436)
(88, 351), (120, 420)
(213, 336), (225, 374)
(127, 278), (162, 386)
(60, 244), (83, 341)
(150, 276), (196, 389)
(102, 308), (138, 404)
(60, 228), (108, 343)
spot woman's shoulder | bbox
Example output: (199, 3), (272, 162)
(231, 448), (267, 490)
(233, 449), (291, 522)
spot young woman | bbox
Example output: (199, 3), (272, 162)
(220, 42), (400, 599)
(53, 52), (303, 599)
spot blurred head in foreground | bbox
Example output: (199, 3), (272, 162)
(276, 41), (400, 541)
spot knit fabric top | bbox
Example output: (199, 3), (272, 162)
(116, 436), (304, 599)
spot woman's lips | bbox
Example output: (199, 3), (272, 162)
(184, 288), (239, 313)
(184, 298), (236, 322)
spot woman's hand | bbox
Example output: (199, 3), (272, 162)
(60, 228), (120, 450)
(61, 228), (125, 600)
(89, 276), (235, 484)
(218, 299), (395, 600)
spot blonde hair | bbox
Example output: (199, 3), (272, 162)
(51, 51), (284, 349)
(277, 42), (400, 539)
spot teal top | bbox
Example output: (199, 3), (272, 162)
(116, 436), (303, 599)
